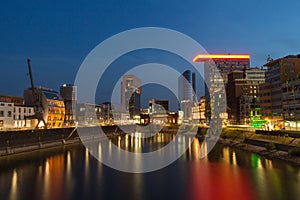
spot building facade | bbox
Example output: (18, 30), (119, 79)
(0, 94), (24, 105)
(60, 84), (77, 125)
(76, 103), (101, 126)
(0, 102), (34, 129)
(282, 78), (300, 129)
(121, 75), (141, 119)
(227, 68), (265, 125)
(0, 102), (14, 128)
(149, 99), (169, 114)
(13, 105), (35, 128)
(194, 54), (249, 122)
(260, 54), (300, 128)
(24, 87), (65, 128)
(178, 70), (196, 122)
(192, 96), (206, 125)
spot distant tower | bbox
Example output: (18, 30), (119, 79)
(60, 84), (77, 125)
(178, 70), (196, 121)
(192, 72), (196, 103)
(121, 75), (142, 119)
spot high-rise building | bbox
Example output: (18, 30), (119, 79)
(121, 75), (141, 119)
(259, 54), (300, 129)
(60, 84), (77, 125)
(193, 54), (250, 121)
(192, 72), (196, 102)
(178, 70), (196, 122)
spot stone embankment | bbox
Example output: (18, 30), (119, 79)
(216, 128), (300, 165)
(0, 125), (134, 157)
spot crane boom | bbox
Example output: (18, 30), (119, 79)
(26, 59), (47, 129)
(27, 59), (36, 99)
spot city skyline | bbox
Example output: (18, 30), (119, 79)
(0, 2), (300, 199)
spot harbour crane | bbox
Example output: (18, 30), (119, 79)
(26, 59), (47, 129)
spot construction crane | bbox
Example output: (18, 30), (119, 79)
(26, 59), (47, 129)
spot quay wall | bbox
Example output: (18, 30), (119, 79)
(0, 125), (136, 157)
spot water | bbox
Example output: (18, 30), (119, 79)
(0, 133), (299, 200)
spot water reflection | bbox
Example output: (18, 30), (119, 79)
(43, 159), (50, 199)
(66, 151), (72, 180)
(188, 141), (255, 200)
(9, 169), (17, 200)
(0, 133), (299, 200)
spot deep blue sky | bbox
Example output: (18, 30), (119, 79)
(1, 0), (300, 108)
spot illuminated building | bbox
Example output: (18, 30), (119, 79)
(76, 103), (101, 126)
(0, 102), (34, 128)
(259, 82), (272, 119)
(24, 87), (65, 128)
(98, 102), (114, 125)
(249, 98), (265, 128)
(260, 54), (300, 128)
(227, 68), (265, 125)
(76, 102), (130, 126)
(146, 99), (170, 125)
(0, 102), (14, 128)
(109, 103), (129, 125)
(140, 112), (178, 125)
(178, 70), (196, 122)
(121, 75), (141, 119)
(149, 99), (169, 114)
(0, 94), (35, 128)
(60, 84), (77, 125)
(281, 77), (300, 130)
(13, 105), (35, 128)
(192, 96), (206, 125)
(194, 53), (250, 122)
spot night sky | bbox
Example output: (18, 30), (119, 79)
(1, 0), (300, 110)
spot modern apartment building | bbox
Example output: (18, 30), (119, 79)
(260, 54), (300, 128)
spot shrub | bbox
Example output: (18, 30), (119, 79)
(197, 128), (208, 135)
(265, 142), (276, 150)
(288, 148), (300, 157)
